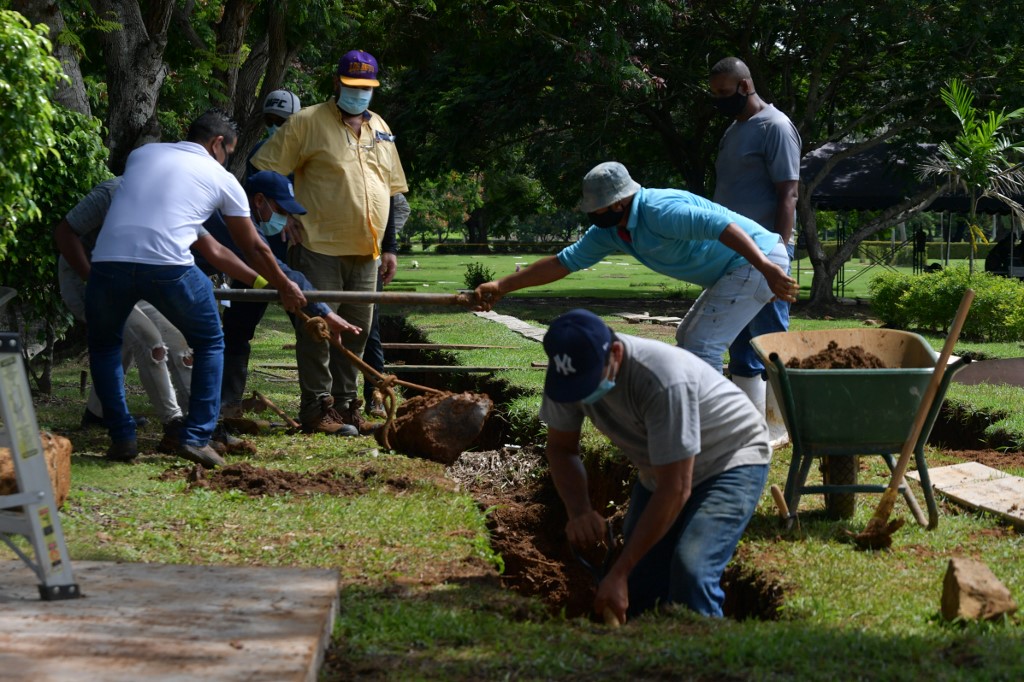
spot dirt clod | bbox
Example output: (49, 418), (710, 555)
(379, 391), (494, 465)
(787, 340), (887, 369)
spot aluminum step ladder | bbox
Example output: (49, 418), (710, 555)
(0, 287), (79, 600)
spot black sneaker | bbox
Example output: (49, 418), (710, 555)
(157, 417), (185, 454)
(106, 439), (138, 462)
(81, 409), (149, 429)
(177, 443), (226, 468)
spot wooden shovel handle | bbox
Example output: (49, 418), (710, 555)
(889, 288), (974, 487)
(872, 288), (974, 522)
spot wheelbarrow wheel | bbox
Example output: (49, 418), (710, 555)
(823, 455), (858, 519)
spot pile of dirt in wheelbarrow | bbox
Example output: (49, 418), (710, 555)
(786, 340), (888, 369)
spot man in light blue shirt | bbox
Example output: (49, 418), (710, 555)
(475, 162), (798, 374)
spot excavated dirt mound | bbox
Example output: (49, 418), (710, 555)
(786, 340), (887, 369)
(159, 462), (370, 497)
(380, 391), (494, 465)
(448, 447), (629, 621)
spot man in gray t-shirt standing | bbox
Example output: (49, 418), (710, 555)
(710, 56), (802, 447)
(539, 309), (770, 622)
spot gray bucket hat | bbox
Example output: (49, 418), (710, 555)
(579, 162), (641, 212)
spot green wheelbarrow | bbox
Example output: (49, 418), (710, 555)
(751, 328), (971, 529)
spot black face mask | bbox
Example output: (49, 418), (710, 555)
(588, 208), (625, 229)
(712, 85), (749, 118)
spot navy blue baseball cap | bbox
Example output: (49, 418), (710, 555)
(245, 171), (306, 215)
(543, 309), (612, 402)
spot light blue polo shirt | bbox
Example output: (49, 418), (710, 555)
(557, 187), (782, 288)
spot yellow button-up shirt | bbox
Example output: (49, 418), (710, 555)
(251, 102), (408, 258)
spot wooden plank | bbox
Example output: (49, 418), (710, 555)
(908, 463), (1024, 528)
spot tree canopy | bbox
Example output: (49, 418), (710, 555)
(5, 0), (1024, 316)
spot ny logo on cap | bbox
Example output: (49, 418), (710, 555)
(552, 354), (576, 376)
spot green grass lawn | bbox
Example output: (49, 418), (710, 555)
(7, 252), (1024, 680)
(393, 248), (980, 301)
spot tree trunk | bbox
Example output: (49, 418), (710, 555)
(212, 0), (257, 106)
(13, 0), (91, 116)
(228, 1), (304, 179)
(91, 0), (174, 174)
(466, 207), (489, 252)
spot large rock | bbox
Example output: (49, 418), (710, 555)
(0, 431), (72, 508)
(941, 557), (1018, 621)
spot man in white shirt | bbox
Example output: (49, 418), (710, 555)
(86, 109), (305, 466)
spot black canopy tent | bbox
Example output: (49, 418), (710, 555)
(801, 141), (1018, 214)
(796, 141), (1024, 290)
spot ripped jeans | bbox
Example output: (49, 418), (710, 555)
(61, 270), (191, 425)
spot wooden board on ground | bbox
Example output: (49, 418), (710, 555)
(0, 560), (338, 681)
(613, 312), (682, 326)
(472, 311), (546, 342)
(908, 462), (1024, 528)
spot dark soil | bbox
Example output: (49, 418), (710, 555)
(378, 391), (494, 465)
(160, 461), (370, 496)
(786, 340), (887, 369)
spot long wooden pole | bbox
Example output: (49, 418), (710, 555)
(855, 289), (974, 548)
(214, 289), (478, 306)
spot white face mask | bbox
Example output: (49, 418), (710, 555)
(337, 86), (373, 115)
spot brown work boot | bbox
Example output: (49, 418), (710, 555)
(213, 421), (258, 456)
(342, 399), (380, 435)
(301, 397), (358, 437)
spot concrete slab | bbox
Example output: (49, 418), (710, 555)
(908, 463), (1024, 529)
(0, 560), (338, 682)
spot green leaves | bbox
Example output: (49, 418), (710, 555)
(919, 78), (1024, 273)
(0, 10), (65, 258)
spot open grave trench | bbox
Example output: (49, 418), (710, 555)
(209, 314), (1016, 623)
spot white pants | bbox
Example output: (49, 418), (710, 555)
(61, 272), (191, 424)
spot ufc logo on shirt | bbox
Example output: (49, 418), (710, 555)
(552, 354), (576, 376)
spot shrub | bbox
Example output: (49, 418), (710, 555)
(869, 266), (1024, 341)
(463, 262), (496, 290)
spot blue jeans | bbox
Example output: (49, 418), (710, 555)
(86, 262), (224, 447)
(221, 279), (270, 409)
(675, 241), (789, 374)
(623, 463), (769, 618)
(362, 273), (385, 404)
(729, 243), (795, 378)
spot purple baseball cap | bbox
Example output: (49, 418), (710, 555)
(337, 50), (380, 87)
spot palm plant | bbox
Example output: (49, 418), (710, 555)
(918, 78), (1024, 273)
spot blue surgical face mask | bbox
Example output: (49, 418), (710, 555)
(338, 86), (373, 115)
(257, 201), (289, 236)
(581, 377), (616, 404)
(266, 124), (280, 138)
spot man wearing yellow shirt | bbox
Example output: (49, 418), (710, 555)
(252, 49), (408, 434)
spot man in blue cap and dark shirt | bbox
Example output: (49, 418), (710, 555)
(539, 308), (770, 623)
(200, 171), (362, 436)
